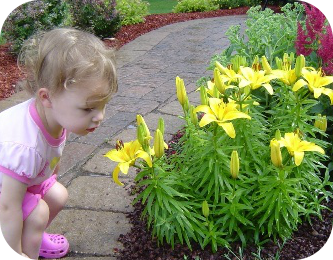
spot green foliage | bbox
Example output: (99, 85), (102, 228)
(209, 3), (305, 70)
(116, 0), (150, 25)
(2, 0), (71, 53)
(173, 0), (219, 13)
(213, 0), (246, 9)
(112, 53), (332, 252)
(244, 0), (262, 7)
(146, 0), (178, 14)
(0, 32), (6, 45)
(68, 0), (121, 38)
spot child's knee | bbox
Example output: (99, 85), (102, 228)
(26, 199), (49, 230)
(45, 182), (68, 209)
(55, 182), (68, 208)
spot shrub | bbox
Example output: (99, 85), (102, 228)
(213, 0), (247, 9)
(173, 0), (219, 13)
(209, 3), (304, 70)
(68, 0), (121, 38)
(2, 0), (71, 54)
(116, 0), (150, 26)
(0, 29), (6, 45)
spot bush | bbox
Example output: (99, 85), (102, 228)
(2, 0), (71, 54)
(209, 3), (305, 70)
(116, 0), (150, 26)
(0, 30), (6, 45)
(213, 0), (247, 9)
(173, 0), (219, 13)
(68, 0), (121, 38)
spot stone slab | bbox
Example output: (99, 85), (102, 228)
(59, 142), (97, 177)
(66, 176), (134, 212)
(47, 210), (131, 256)
(143, 112), (184, 135)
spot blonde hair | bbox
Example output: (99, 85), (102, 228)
(19, 28), (118, 97)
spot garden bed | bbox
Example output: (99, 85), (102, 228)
(117, 131), (333, 260)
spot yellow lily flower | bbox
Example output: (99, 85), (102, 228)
(215, 61), (239, 84)
(278, 132), (325, 166)
(239, 67), (276, 95)
(292, 67), (333, 104)
(194, 98), (251, 138)
(105, 140), (152, 186)
(273, 67), (298, 87)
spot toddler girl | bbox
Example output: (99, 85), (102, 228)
(0, 28), (118, 259)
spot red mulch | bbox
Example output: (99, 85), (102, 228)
(0, 6), (281, 100)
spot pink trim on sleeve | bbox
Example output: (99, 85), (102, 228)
(29, 101), (67, 146)
(0, 165), (31, 184)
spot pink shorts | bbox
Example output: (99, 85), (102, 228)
(0, 175), (57, 221)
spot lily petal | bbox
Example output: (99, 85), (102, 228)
(262, 83), (274, 95)
(104, 150), (126, 163)
(322, 87), (333, 104)
(292, 79), (307, 92)
(112, 166), (124, 186)
(119, 162), (130, 174)
(219, 122), (236, 138)
(199, 114), (217, 127)
(223, 111), (251, 121)
(294, 151), (304, 166)
(136, 151), (153, 167)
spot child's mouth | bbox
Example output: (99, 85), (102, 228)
(86, 128), (96, 133)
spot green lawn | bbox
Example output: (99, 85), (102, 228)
(146, 0), (178, 14)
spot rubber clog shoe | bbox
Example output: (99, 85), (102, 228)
(39, 233), (69, 258)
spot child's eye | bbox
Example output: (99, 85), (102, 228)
(83, 108), (94, 112)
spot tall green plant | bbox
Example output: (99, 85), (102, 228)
(209, 3), (305, 70)
(106, 53), (332, 252)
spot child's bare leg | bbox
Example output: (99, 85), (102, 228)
(21, 199), (49, 259)
(43, 181), (68, 227)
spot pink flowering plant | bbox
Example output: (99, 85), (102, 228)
(106, 51), (333, 252)
(296, 3), (333, 75)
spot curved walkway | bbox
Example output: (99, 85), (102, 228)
(0, 15), (247, 259)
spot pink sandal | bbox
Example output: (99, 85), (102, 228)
(39, 233), (69, 258)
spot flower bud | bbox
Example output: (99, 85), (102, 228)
(154, 129), (164, 159)
(158, 117), (165, 135)
(314, 114), (327, 132)
(137, 124), (146, 146)
(230, 150), (239, 179)
(275, 129), (281, 140)
(200, 85), (208, 105)
(214, 68), (225, 94)
(189, 105), (198, 125)
(176, 76), (188, 108)
(261, 56), (272, 74)
(137, 114), (150, 137)
(275, 57), (283, 70)
(295, 54), (305, 78)
(202, 200), (210, 218)
(215, 61), (224, 73)
(270, 139), (283, 168)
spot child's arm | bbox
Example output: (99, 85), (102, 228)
(0, 174), (27, 255)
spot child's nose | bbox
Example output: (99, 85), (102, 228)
(93, 109), (104, 122)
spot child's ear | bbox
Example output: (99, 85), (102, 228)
(37, 88), (52, 108)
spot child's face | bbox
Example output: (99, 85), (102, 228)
(50, 78), (111, 136)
